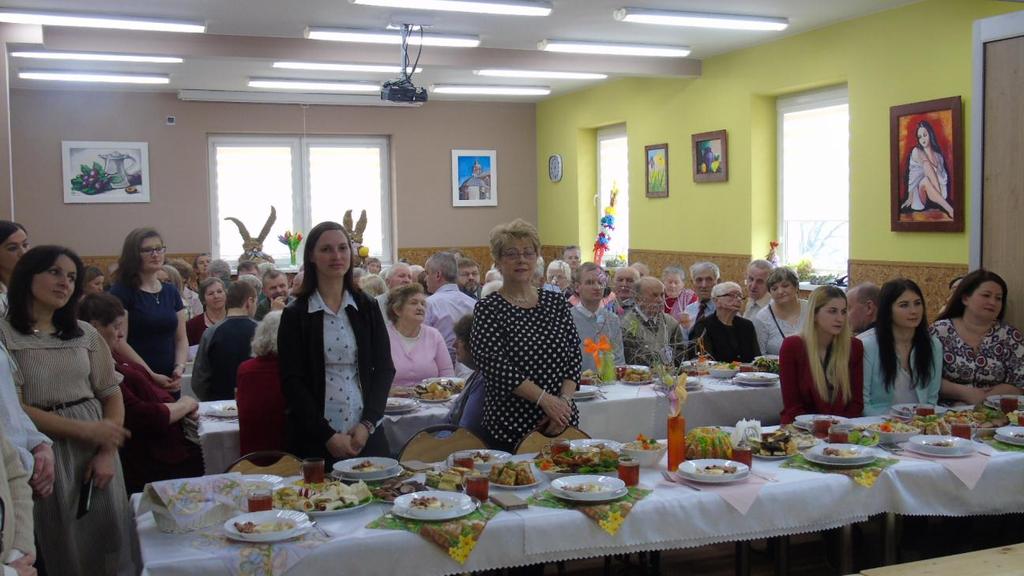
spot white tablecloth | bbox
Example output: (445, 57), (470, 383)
(198, 411), (240, 475)
(135, 441), (1024, 576)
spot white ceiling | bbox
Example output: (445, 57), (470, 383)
(3, 0), (920, 102)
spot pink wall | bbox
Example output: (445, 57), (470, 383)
(9, 88), (536, 256)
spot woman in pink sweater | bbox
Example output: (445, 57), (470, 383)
(385, 283), (454, 388)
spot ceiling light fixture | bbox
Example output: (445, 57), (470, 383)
(350, 0), (551, 16)
(306, 27), (480, 47)
(273, 61), (422, 74)
(431, 84), (550, 96)
(539, 39), (689, 58)
(179, 89), (422, 107)
(10, 51), (183, 64)
(18, 70), (170, 84)
(475, 69), (607, 80)
(0, 10), (205, 33)
(613, 8), (788, 31)
(248, 78), (381, 92)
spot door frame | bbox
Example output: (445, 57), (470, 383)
(970, 10), (1024, 268)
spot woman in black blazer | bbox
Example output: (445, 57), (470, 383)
(278, 221), (395, 460)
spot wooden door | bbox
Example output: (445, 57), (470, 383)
(982, 35), (1024, 330)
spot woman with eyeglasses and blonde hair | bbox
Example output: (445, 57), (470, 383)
(779, 285), (864, 424)
(109, 228), (188, 393)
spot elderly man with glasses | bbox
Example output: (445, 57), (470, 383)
(689, 281), (761, 363)
(621, 277), (687, 367)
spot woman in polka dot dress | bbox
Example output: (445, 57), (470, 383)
(471, 219), (582, 452)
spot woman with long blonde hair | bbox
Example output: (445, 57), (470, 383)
(779, 285), (864, 424)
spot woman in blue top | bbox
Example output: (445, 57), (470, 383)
(109, 228), (188, 391)
(860, 278), (941, 416)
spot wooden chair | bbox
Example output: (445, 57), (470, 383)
(514, 425), (590, 455)
(225, 451), (303, 476)
(398, 425), (487, 463)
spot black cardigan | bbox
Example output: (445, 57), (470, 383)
(277, 288), (395, 459)
(690, 313), (761, 363)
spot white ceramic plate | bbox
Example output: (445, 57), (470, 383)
(240, 474), (284, 491)
(709, 368), (740, 379)
(677, 459), (750, 484)
(733, 372), (780, 384)
(550, 475), (627, 501)
(392, 491), (476, 521)
(573, 385), (600, 400)
(793, 414), (850, 431)
(984, 395), (1024, 410)
(418, 394), (458, 404)
(568, 439), (623, 452)
(889, 404), (948, 418)
(204, 401), (238, 418)
(447, 449), (511, 472)
(905, 435), (976, 458)
(333, 457), (402, 480)
(385, 398), (420, 414)
(994, 426), (1024, 447)
(223, 510), (311, 543)
(803, 443), (878, 467)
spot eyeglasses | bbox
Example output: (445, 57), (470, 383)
(140, 246), (166, 256)
(718, 292), (744, 300)
(500, 249), (538, 260)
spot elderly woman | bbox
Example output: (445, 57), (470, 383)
(386, 283), (454, 389)
(690, 281), (761, 363)
(930, 269), (1024, 403)
(471, 219), (582, 452)
(571, 263), (625, 372)
(753, 267), (808, 355)
(446, 314), (486, 438)
(359, 274), (387, 298)
(662, 266), (697, 324)
(544, 259), (571, 293)
(0, 221), (29, 317)
(78, 293), (202, 494)
(237, 311), (287, 455)
(186, 277), (227, 346)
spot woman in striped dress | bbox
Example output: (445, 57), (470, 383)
(0, 246), (132, 576)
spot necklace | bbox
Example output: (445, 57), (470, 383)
(141, 281), (162, 304)
(502, 288), (536, 306)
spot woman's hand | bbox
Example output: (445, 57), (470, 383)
(539, 393), (572, 429)
(348, 423), (370, 455)
(85, 419), (131, 449)
(29, 443), (55, 499)
(963, 384), (992, 405)
(9, 554), (36, 576)
(150, 372), (181, 392)
(171, 364), (185, 382)
(86, 449), (118, 490)
(326, 433), (357, 459)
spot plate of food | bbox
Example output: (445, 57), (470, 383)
(204, 401), (238, 419)
(793, 414), (850, 431)
(944, 407), (1008, 438)
(333, 457), (402, 481)
(580, 369), (602, 387)
(573, 385), (601, 401)
(732, 372), (780, 387)
(425, 467), (473, 492)
(984, 395), (1024, 411)
(845, 427), (880, 446)
(708, 362), (741, 379)
(369, 478), (430, 503)
(908, 415), (951, 436)
(865, 420), (921, 444)
(273, 480), (373, 516)
(446, 449), (512, 472)
(618, 365), (653, 385)
(421, 377), (466, 393)
(994, 425), (1024, 447)
(677, 459), (750, 484)
(905, 435), (976, 458)
(550, 475), (627, 502)
(804, 444), (878, 467)
(224, 510), (311, 543)
(568, 439), (624, 452)
(488, 461), (540, 488)
(240, 474), (285, 491)
(534, 443), (620, 478)
(890, 404), (949, 419)
(620, 434), (667, 467)
(414, 378), (464, 402)
(749, 429), (798, 459)
(391, 491), (476, 521)
(385, 397), (420, 414)
(752, 355), (780, 374)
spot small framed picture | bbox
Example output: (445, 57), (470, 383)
(644, 144), (668, 198)
(62, 141), (150, 203)
(692, 130), (728, 183)
(451, 149), (497, 207)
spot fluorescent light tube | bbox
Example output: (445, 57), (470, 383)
(273, 61), (422, 74)
(475, 69), (607, 80)
(10, 51), (183, 64)
(0, 10), (205, 33)
(539, 39), (689, 58)
(350, 0), (551, 16)
(306, 27), (480, 48)
(18, 70), (170, 84)
(431, 84), (550, 96)
(613, 8), (788, 31)
(248, 78), (381, 92)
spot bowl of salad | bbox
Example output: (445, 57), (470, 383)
(709, 362), (740, 379)
(620, 434), (667, 467)
(866, 420), (921, 444)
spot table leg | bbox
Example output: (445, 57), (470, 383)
(838, 524), (853, 575)
(884, 513), (898, 565)
(735, 541), (751, 576)
(773, 535), (789, 576)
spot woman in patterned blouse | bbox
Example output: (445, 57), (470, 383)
(930, 269), (1024, 404)
(471, 219), (582, 452)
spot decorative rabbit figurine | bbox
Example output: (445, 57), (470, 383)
(225, 206), (277, 264)
(343, 209), (369, 266)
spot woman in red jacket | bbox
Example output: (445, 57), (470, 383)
(779, 285), (864, 424)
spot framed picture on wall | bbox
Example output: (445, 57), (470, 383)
(692, 130), (728, 183)
(889, 96), (963, 232)
(451, 149), (497, 207)
(644, 143), (669, 198)
(62, 141), (150, 204)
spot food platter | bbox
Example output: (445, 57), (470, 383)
(488, 461), (542, 489)
(274, 480), (374, 516)
(333, 457), (402, 481)
(618, 365), (654, 385)
(446, 449), (512, 472)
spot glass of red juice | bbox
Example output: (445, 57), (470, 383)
(731, 445), (752, 467)
(618, 457), (640, 487)
(247, 488), (272, 512)
(812, 416), (834, 439)
(951, 422), (973, 440)
(999, 396), (1019, 414)
(453, 453), (476, 469)
(828, 424), (851, 444)
(302, 458), (325, 484)
(465, 473), (489, 502)
(915, 404), (935, 417)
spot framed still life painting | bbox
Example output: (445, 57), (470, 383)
(62, 141), (150, 204)
(889, 96), (963, 232)
(692, 130), (728, 183)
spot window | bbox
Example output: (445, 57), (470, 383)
(597, 125), (629, 264)
(777, 87), (849, 276)
(209, 135), (391, 267)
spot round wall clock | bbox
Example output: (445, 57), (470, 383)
(548, 154), (563, 182)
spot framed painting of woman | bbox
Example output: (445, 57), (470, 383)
(889, 96), (963, 232)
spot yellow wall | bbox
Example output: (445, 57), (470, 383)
(536, 0), (1022, 265)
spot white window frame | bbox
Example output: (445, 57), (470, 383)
(596, 124), (628, 264)
(208, 135), (393, 266)
(776, 86), (850, 268)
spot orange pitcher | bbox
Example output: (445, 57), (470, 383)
(667, 414), (686, 471)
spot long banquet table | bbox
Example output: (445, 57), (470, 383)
(135, 424), (1024, 576)
(196, 377), (784, 474)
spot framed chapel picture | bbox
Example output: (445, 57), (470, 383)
(692, 130), (728, 183)
(62, 141), (150, 204)
(644, 143), (668, 198)
(889, 96), (963, 232)
(451, 149), (497, 207)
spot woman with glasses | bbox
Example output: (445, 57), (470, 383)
(471, 219), (582, 452)
(109, 228), (188, 392)
(689, 281), (761, 363)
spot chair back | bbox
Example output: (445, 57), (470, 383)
(514, 425), (590, 455)
(225, 451), (302, 476)
(398, 425), (487, 463)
